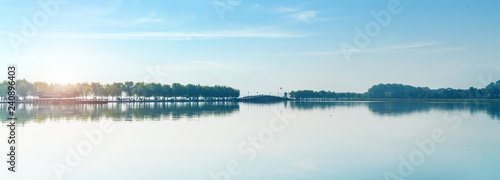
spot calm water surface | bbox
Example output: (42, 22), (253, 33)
(1, 101), (500, 180)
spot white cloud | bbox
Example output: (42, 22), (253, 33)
(363, 42), (468, 54)
(296, 161), (318, 171)
(80, 0), (142, 15)
(160, 61), (242, 72)
(424, 46), (470, 54)
(276, 7), (299, 13)
(258, 50), (344, 56)
(134, 17), (163, 24)
(258, 42), (468, 56)
(107, 13), (163, 26)
(35, 29), (311, 40)
(130, 13), (163, 25)
(365, 42), (441, 53)
(290, 10), (326, 23)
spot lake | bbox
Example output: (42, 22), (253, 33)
(1, 101), (500, 180)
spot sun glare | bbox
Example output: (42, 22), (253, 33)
(50, 68), (75, 85)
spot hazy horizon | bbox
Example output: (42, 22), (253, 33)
(1, 0), (499, 93)
(6, 78), (500, 95)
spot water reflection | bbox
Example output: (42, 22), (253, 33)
(289, 101), (363, 110)
(0, 102), (239, 123)
(289, 101), (500, 120)
(2, 101), (500, 123)
(2, 101), (500, 180)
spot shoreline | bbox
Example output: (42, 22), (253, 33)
(293, 98), (500, 102)
(2, 98), (500, 104)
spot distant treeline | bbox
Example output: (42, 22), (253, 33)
(290, 80), (500, 99)
(289, 90), (364, 99)
(5, 79), (500, 100)
(0, 80), (240, 98)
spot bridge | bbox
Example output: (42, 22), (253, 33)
(238, 95), (289, 102)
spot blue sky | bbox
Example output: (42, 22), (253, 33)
(1, 0), (499, 94)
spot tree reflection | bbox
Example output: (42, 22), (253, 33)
(289, 101), (500, 120)
(0, 102), (239, 123)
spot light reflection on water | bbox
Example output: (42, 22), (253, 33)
(1, 101), (500, 180)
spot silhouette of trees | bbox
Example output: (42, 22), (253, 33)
(1, 80), (240, 99)
(289, 90), (364, 99)
(367, 81), (500, 99)
(290, 80), (500, 100)
(7, 79), (500, 100)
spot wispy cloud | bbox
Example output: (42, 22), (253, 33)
(424, 47), (470, 54)
(259, 42), (468, 56)
(276, 7), (300, 13)
(36, 29), (311, 40)
(106, 12), (164, 26)
(133, 14), (163, 24)
(295, 159), (319, 171)
(365, 42), (441, 53)
(81, 0), (141, 15)
(258, 50), (344, 57)
(290, 10), (327, 23)
(161, 61), (242, 72)
(364, 42), (469, 54)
